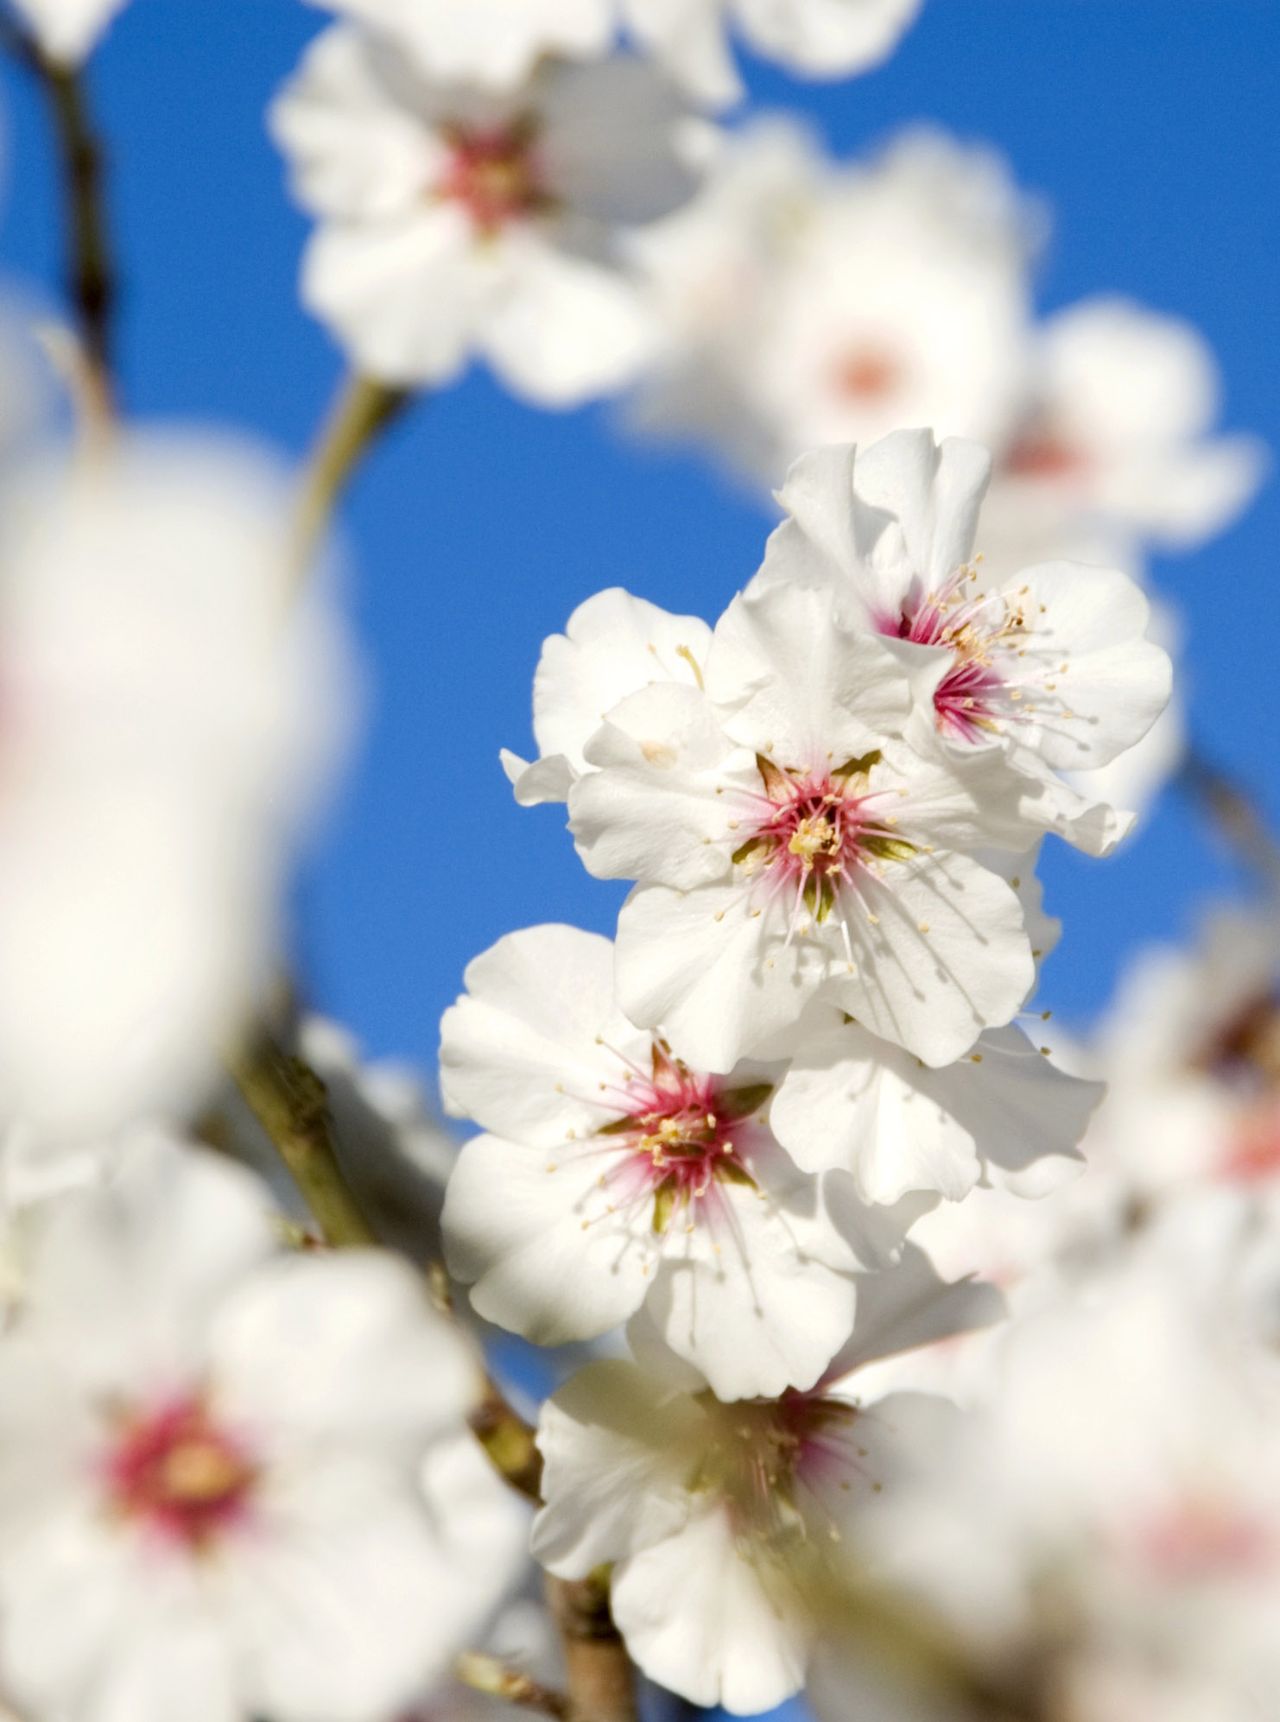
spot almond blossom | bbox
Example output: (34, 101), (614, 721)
(986, 296), (1265, 565)
(0, 434), (352, 1142)
(440, 923), (916, 1399)
(564, 576), (1038, 1071)
(632, 128), (1037, 485)
(0, 1138), (481, 1722)
(271, 28), (708, 405)
(757, 430), (1173, 854)
(532, 1246), (1000, 1712)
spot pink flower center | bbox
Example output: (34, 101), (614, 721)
(880, 566), (1033, 742)
(1004, 423), (1088, 481)
(1220, 1097), (1280, 1184)
(702, 1388), (869, 1535)
(831, 344), (902, 402)
(104, 1396), (256, 1549)
(1135, 1499), (1272, 1584)
(734, 754), (911, 925)
(438, 121), (547, 234)
(596, 1046), (767, 1232)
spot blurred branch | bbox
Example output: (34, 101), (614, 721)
(292, 372), (413, 578)
(1180, 747), (1280, 895)
(231, 1028), (379, 1248)
(546, 1575), (639, 1722)
(456, 1653), (569, 1720)
(232, 1025), (543, 1503)
(3, 22), (116, 428)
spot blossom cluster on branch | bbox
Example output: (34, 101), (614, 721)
(0, 2), (1271, 1722)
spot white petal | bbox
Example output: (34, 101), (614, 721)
(8, 0), (126, 61)
(623, 0), (744, 107)
(616, 882), (830, 1074)
(706, 581), (911, 766)
(532, 1359), (705, 1575)
(443, 1133), (652, 1344)
(570, 683), (753, 887)
(301, 209), (486, 387)
(826, 1242), (1004, 1377)
(481, 242), (657, 407)
(316, 0), (612, 87)
(529, 587), (713, 774)
(611, 1505), (812, 1713)
(440, 923), (650, 1144)
(733, 0), (922, 78)
(826, 850), (1034, 1066)
(210, 1251), (478, 1452)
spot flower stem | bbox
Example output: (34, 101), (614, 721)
(546, 1576), (639, 1722)
(2, 23), (117, 429)
(455, 1653), (569, 1720)
(231, 1030), (378, 1248)
(292, 372), (412, 579)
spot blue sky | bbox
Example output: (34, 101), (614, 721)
(1, 0), (1277, 1085)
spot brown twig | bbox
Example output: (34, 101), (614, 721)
(546, 1575), (639, 1722)
(2, 23), (117, 426)
(231, 1029), (378, 1248)
(471, 1381), (544, 1505)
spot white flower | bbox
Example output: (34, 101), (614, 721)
(634, 128), (1037, 485)
(563, 578), (1037, 1071)
(441, 923), (914, 1399)
(769, 1010), (1102, 1206)
(0, 1138), (481, 1722)
(988, 297), (1265, 559)
(0, 435), (353, 1142)
(759, 430), (1173, 855)
(0, 1125), (104, 1318)
(622, 0), (923, 108)
(532, 1246), (1000, 1713)
(306, 0), (613, 88)
(501, 585), (713, 806)
(7, 0), (126, 61)
(271, 28), (707, 404)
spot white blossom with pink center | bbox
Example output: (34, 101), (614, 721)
(756, 430), (1173, 856)
(0, 1138), (482, 1722)
(532, 1245), (1000, 1713)
(271, 28), (709, 404)
(985, 296), (1265, 568)
(440, 924), (914, 1400)
(563, 578), (1038, 1072)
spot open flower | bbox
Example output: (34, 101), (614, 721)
(757, 430), (1173, 854)
(532, 1245), (1001, 1712)
(271, 28), (708, 404)
(564, 578), (1037, 1071)
(988, 296), (1265, 562)
(0, 1138), (480, 1722)
(441, 923), (915, 1399)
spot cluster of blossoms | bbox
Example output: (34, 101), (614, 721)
(0, 3), (1271, 1722)
(438, 423), (1171, 1707)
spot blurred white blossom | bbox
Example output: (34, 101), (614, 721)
(271, 28), (710, 404)
(0, 435), (354, 1142)
(0, 1138), (481, 1722)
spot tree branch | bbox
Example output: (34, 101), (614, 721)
(292, 372), (412, 578)
(455, 1653), (569, 1720)
(546, 1575), (639, 1722)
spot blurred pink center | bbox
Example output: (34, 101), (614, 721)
(105, 1396), (257, 1548)
(1004, 424), (1088, 481)
(439, 123), (545, 233)
(1137, 1500), (1272, 1583)
(832, 345), (902, 402)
